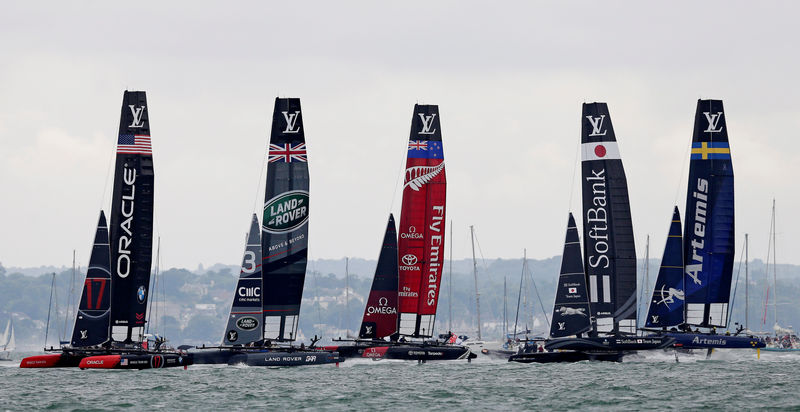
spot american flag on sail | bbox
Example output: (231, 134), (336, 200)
(268, 143), (307, 163)
(117, 134), (152, 155)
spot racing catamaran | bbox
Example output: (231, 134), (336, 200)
(542, 103), (673, 353)
(511, 214), (625, 362)
(192, 98), (341, 366)
(326, 105), (471, 361)
(22, 91), (188, 370)
(325, 214), (471, 360)
(644, 100), (763, 351)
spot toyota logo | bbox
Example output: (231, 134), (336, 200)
(402, 254), (417, 265)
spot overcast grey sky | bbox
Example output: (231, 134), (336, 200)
(1, 1), (799, 269)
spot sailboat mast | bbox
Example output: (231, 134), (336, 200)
(45, 273), (56, 347)
(65, 250), (76, 341)
(772, 199), (777, 328)
(147, 237), (161, 335)
(345, 257), (350, 337)
(513, 250), (524, 338)
(641, 235), (649, 327)
(470, 225), (481, 340)
(448, 221), (453, 333)
(503, 277), (508, 337)
(745, 233), (749, 332)
(645, 235), (649, 310)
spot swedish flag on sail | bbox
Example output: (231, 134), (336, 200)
(691, 142), (730, 160)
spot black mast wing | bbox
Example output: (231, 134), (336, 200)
(359, 214), (400, 340)
(580, 103), (637, 334)
(223, 214), (264, 345)
(71, 211), (112, 347)
(683, 99), (735, 328)
(109, 91), (155, 343)
(261, 98), (310, 342)
(550, 213), (592, 338)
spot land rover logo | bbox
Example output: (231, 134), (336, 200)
(262, 190), (309, 233)
(401, 254), (417, 266)
(236, 316), (259, 331)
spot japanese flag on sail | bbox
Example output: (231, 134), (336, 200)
(568, 287), (577, 294)
(581, 141), (620, 161)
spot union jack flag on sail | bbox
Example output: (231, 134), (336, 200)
(268, 143), (307, 163)
(117, 134), (152, 155)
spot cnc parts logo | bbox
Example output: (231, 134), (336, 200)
(262, 190), (309, 233)
(236, 316), (259, 331)
(238, 286), (261, 298)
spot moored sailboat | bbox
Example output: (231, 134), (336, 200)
(0, 319), (15, 361)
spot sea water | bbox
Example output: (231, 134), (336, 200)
(1, 350), (797, 410)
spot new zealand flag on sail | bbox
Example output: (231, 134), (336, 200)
(407, 140), (444, 159)
(397, 105), (446, 338)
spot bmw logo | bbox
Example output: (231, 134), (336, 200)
(137, 286), (146, 303)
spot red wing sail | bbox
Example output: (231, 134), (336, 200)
(397, 105), (446, 338)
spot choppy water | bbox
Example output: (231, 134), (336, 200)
(1, 349), (798, 410)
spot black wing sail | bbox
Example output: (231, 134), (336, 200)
(261, 98), (310, 342)
(683, 99), (735, 328)
(108, 91), (155, 343)
(71, 211), (112, 347)
(645, 207), (685, 328)
(359, 214), (399, 340)
(223, 214), (263, 345)
(550, 213), (592, 338)
(580, 103), (637, 334)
